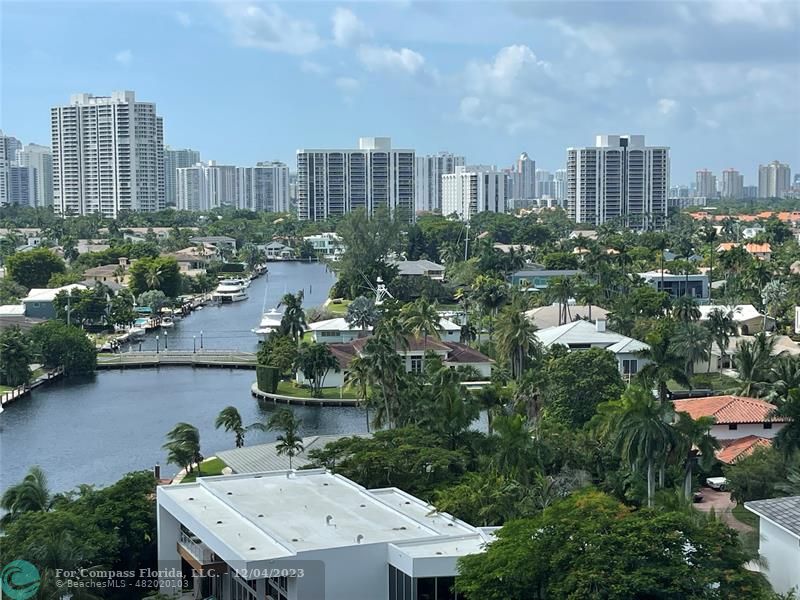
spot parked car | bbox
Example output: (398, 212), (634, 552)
(706, 477), (728, 491)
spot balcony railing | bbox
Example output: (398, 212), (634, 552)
(179, 531), (219, 564)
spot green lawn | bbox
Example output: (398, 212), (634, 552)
(326, 300), (350, 315)
(732, 504), (759, 530)
(689, 372), (740, 392)
(275, 380), (357, 400)
(180, 457), (227, 483)
(0, 385), (12, 393)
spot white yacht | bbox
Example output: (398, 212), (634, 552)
(212, 279), (248, 303)
(252, 308), (283, 341)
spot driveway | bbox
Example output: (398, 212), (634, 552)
(694, 487), (753, 534)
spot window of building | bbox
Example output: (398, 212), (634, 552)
(622, 359), (638, 375)
(410, 356), (423, 374)
(728, 424), (738, 430)
(764, 422), (773, 430)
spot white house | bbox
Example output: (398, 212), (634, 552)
(672, 395), (788, 442)
(22, 283), (87, 319)
(698, 304), (775, 335)
(307, 317), (461, 345)
(303, 233), (343, 260)
(296, 336), (493, 389)
(259, 241), (294, 260)
(156, 469), (494, 600)
(388, 259), (446, 281)
(534, 319), (649, 380)
(745, 496), (800, 595)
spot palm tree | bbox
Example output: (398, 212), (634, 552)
(673, 413), (719, 500)
(491, 413), (536, 484)
(703, 307), (737, 372)
(472, 275), (508, 342)
(345, 296), (380, 337)
(768, 355), (800, 402)
(361, 333), (404, 429)
(459, 322), (477, 345)
(700, 225), (718, 301)
(279, 290), (307, 345)
(574, 277), (602, 321)
(495, 305), (539, 380)
(345, 355), (372, 431)
(672, 294), (700, 323)
(145, 263), (163, 290)
(733, 333), (776, 396)
(0, 325), (32, 388)
(761, 280), (788, 332)
(771, 388), (800, 457)
(1, 466), (52, 524)
(215, 406), (246, 448)
(401, 298), (441, 371)
(547, 276), (576, 325)
(163, 422), (202, 474)
(268, 409), (304, 469)
(597, 386), (676, 507)
(671, 321), (711, 379)
(637, 332), (689, 403)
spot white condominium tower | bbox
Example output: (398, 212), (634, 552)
(16, 144), (54, 207)
(51, 91), (164, 217)
(0, 131), (22, 205)
(414, 151), (465, 213)
(721, 168), (744, 200)
(236, 161), (290, 212)
(512, 152), (535, 201)
(296, 137), (415, 221)
(696, 169), (717, 199)
(441, 165), (508, 222)
(554, 169), (567, 206)
(176, 162), (236, 211)
(567, 135), (669, 229)
(758, 160), (792, 199)
(165, 147), (200, 206)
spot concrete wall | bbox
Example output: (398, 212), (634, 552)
(296, 369), (346, 389)
(296, 544), (390, 600)
(758, 520), (800, 594)
(23, 299), (56, 319)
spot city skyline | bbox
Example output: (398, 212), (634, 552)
(2, 1), (799, 184)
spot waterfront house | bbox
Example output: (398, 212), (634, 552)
(534, 319), (649, 380)
(509, 264), (581, 291)
(259, 241), (295, 260)
(303, 233), (343, 260)
(638, 270), (710, 301)
(307, 317), (460, 345)
(745, 496), (800, 595)
(716, 242), (772, 261)
(190, 235), (238, 252)
(388, 259), (446, 281)
(83, 260), (129, 286)
(296, 336), (493, 389)
(672, 395), (787, 442)
(156, 469), (494, 600)
(22, 284), (87, 319)
(524, 303), (608, 330)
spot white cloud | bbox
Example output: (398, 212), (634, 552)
(465, 45), (551, 97)
(175, 10), (191, 28)
(114, 50), (133, 66)
(301, 60), (327, 75)
(335, 76), (360, 94)
(332, 7), (370, 47)
(657, 98), (678, 115)
(357, 45), (425, 74)
(706, 0), (799, 29)
(222, 4), (322, 55)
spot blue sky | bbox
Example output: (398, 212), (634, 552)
(2, 1), (799, 185)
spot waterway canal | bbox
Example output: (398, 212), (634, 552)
(0, 262), (369, 493)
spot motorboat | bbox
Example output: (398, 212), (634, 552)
(212, 279), (248, 303)
(127, 326), (146, 341)
(252, 308), (283, 341)
(160, 316), (175, 328)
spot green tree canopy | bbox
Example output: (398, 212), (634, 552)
(6, 247), (66, 289)
(128, 256), (181, 298)
(28, 321), (97, 375)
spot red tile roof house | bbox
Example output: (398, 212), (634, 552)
(295, 336), (494, 389)
(672, 395), (789, 464)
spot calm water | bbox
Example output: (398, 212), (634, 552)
(0, 262), (369, 493)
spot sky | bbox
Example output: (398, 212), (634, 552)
(2, 0), (799, 185)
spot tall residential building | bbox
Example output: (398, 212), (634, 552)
(744, 185), (758, 199)
(164, 147), (200, 206)
(236, 161), (290, 212)
(758, 160), (792, 199)
(441, 165), (507, 221)
(414, 151), (465, 214)
(51, 91), (165, 217)
(695, 169), (717, 199)
(721, 168), (744, 200)
(7, 166), (36, 206)
(176, 162), (236, 211)
(554, 168), (567, 206)
(513, 152), (535, 200)
(566, 135), (669, 229)
(0, 131), (23, 205)
(296, 137), (415, 221)
(535, 169), (555, 199)
(16, 143), (53, 207)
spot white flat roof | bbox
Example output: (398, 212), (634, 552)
(392, 534), (489, 559)
(159, 470), (484, 564)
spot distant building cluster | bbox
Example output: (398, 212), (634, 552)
(2, 88), (795, 226)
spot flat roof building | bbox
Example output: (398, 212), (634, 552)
(157, 470), (494, 600)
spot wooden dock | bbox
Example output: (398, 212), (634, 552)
(97, 351), (257, 370)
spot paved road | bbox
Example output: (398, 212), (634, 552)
(694, 487), (754, 533)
